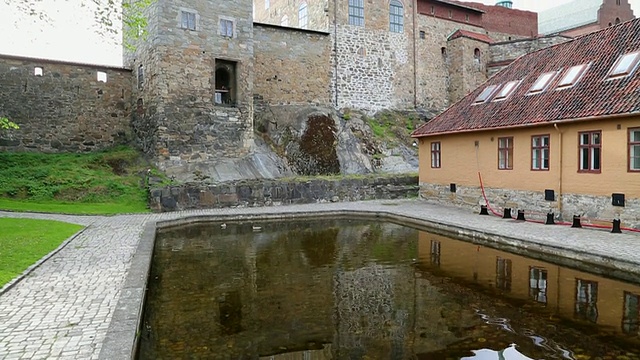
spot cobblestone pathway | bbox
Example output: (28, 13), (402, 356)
(0, 200), (638, 359)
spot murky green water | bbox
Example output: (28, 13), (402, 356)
(137, 218), (640, 359)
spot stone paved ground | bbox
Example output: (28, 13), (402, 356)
(0, 199), (639, 359)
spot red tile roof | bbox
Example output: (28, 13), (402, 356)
(448, 29), (493, 44)
(413, 18), (640, 138)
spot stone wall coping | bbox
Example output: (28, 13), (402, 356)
(490, 34), (573, 46)
(0, 53), (131, 72)
(253, 22), (331, 35)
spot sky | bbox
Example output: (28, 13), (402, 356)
(0, 0), (638, 67)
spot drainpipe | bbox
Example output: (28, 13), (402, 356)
(333, 0), (339, 109)
(554, 123), (563, 216)
(412, 0), (418, 109)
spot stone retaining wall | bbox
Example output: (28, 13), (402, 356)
(419, 182), (640, 229)
(0, 55), (132, 153)
(149, 175), (418, 212)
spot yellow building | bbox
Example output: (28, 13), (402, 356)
(412, 18), (640, 230)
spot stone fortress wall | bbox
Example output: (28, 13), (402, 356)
(0, 0), (574, 162)
(0, 55), (132, 153)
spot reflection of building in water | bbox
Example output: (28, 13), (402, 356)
(417, 231), (640, 335)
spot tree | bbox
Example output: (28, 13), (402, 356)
(0, 117), (19, 130)
(7, 0), (155, 50)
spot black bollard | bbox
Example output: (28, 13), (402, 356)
(503, 208), (512, 219)
(545, 212), (555, 225)
(480, 205), (489, 215)
(571, 215), (582, 228)
(612, 219), (622, 233)
(516, 210), (526, 221)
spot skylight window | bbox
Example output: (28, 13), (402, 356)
(607, 51), (640, 79)
(528, 71), (557, 94)
(556, 64), (589, 89)
(493, 80), (521, 101)
(473, 84), (500, 104)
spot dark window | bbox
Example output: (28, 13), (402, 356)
(448, 9), (452, 18)
(419, 30), (425, 39)
(623, 292), (640, 334)
(348, 0), (365, 26)
(575, 279), (598, 323)
(615, 17), (621, 24)
(498, 137), (513, 170)
(529, 267), (548, 304)
(630, 128), (640, 171)
(532, 135), (550, 170)
(431, 142), (441, 168)
(137, 64), (144, 90)
(214, 60), (237, 106)
(441, 47), (447, 57)
(220, 19), (233, 37)
(617, 0), (621, 5)
(579, 131), (601, 172)
(389, 0), (404, 33)
(474, 48), (481, 60)
(181, 11), (196, 30)
(496, 257), (512, 291)
(465, 14), (469, 22)
(430, 5), (435, 14)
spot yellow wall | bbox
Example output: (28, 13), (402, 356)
(418, 116), (640, 198)
(418, 232), (640, 332)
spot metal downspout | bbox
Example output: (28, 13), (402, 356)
(554, 123), (563, 216)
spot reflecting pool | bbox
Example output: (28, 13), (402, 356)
(137, 218), (640, 359)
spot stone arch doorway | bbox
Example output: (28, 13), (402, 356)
(214, 60), (237, 105)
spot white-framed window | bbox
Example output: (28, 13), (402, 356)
(348, 0), (364, 27)
(298, 2), (308, 29)
(97, 71), (107, 83)
(280, 15), (289, 26)
(607, 51), (640, 79)
(180, 10), (197, 30)
(528, 71), (557, 94)
(579, 131), (601, 173)
(389, 0), (403, 33)
(473, 84), (499, 104)
(219, 18), (233, 37)
(629, 128), (640, 172)
(556, 63), (589, 89)
(34, 66), (43, 76)
(498, 137), (513, 170)
(431, 142), (441, 168)
(531, 135), (550, 171)
(493, 80), (521, 101)
(265, 0), (270, 9)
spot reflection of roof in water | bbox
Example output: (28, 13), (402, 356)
(461, 344), (534, 360)
(538, 0), (602, 35)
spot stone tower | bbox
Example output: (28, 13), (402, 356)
(125, 0), (255, 173)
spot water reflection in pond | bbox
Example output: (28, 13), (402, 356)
(137, 219), (640, 359)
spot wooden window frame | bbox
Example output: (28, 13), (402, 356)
(180, 10), (197, 31)
(531, 134), (550, 171)
(498, 137), (513, 170)
(578, 131), (602, 173)
(629, 127), (640, 172)
(430, 141), (441, 168)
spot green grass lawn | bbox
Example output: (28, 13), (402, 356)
(0, 218), (84, 287)
(0, 147), (154, 215)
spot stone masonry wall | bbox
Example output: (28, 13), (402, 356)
(253, 24), (332, 106)
(447, 37), (490, 105)
(415, 15), (484, 115)
(419, 182), (640, 230)
(331, 0), (416, 113)
(0, 55), (132, 152)
(149, 175), (419, 212)
(488, 35), (572, 76)
(253, 0), (329, 31)
(130, 0), (255, 169)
